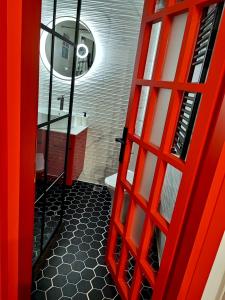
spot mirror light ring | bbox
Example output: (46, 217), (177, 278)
(40, 17), (95, 82)
(77, 44), (89, 59)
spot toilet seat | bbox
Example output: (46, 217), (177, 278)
(105, 173), (117, 189)
(105, 170), (134, 189)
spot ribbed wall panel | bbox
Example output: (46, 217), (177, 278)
(39, 0), (144, 184)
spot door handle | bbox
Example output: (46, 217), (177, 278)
(115, 127), (128, 163)
(115, 137), (125, 144)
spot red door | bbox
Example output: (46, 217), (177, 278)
(106, 0), (225, 299)
(177, 143), (225, 299)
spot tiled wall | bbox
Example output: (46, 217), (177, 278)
(39, 0), (144, 184)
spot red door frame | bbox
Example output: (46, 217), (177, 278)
(177, 143), (225, 299)
(0, 0), (8, 299)
(106, 0), (225, 299)
(165, 89), (225, 299)
(0, 0), (41, 299)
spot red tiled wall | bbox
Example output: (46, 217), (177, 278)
(72, 129), (87, 179)
(37, 129), (87, 183)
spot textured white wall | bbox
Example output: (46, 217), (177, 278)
(39, 0), (144, 184)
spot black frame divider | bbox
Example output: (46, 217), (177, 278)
(61, 0), (82, 221)
(33, 0), (82, 267)
(38, 113), (69, 129)
(39, 0), (58, 255)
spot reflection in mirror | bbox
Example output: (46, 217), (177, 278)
(40, 17), (96, 80)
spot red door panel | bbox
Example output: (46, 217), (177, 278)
(106, 0), (225, 299)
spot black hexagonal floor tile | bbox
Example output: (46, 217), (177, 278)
(102, 285), (118, 299)
(73, 293), (88, 300)
(49, 255), (62, 267)
(32, 181), (138, 300)
(46, 286), (62, 300)
(81, 268), (95, 280)
(84, 257), (97, 268)
(67, 244), (79, 254)
(87, 249), (100, 259)
(31, 290), (46, 300)
(79, 242), (90, 251)
(94, 265), (108, 277)
(88, 289), (104, 300)
(67, 271), (81, 284)
(62, 283), (77, 297)
(54, 246), (67, 256)
(58, 263), (72, 275)
(71, 260), (85, 272)
(91, 276), (106, 289)
(52, 274), (67, 287)
(43, 266), (57, 278)
(77, 279), (92, 293)
(57, 238), (70, 247)
(97, 255), (105, 265)
(82, 235), (93, 243)
(37, 277), (51, 291)
(90, 241), (101, 249)
(75, 251), (88, 261)
(62, 253), (75, 264)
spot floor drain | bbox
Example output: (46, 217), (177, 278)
(93, 185), (103, 192)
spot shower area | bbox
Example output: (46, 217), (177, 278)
(33, 0), (82, 264)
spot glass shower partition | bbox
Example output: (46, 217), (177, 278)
(33, 0), (82, 265)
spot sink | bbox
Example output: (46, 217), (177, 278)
(38, 108), (88, 130)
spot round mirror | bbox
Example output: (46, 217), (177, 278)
(40, 17), (96, 80)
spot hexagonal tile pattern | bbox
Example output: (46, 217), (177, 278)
(32, 181), (156, 299)
(52, 274), (67, 287)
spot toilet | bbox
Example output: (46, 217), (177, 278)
(105, 170), (134, 222)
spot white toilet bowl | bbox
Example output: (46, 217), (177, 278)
(105, 170), (134, 222)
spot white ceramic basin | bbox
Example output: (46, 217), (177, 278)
(38, 108), (88, 134)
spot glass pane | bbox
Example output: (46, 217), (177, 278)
(161, 13), (188, 81)
(39, 30), (52, 126)
(34, 125), (47, 263)
(33, 199), (43, 263)
(120, 192), (130, 225)
(139, 152), (157, 201)
(139, 276), (153, 299)
(43, 182), (63, 248)
(155, 0), (165, 12)
(144, 22), (161, 80)
(159, 164), (182, 222)
(130, 205), (145, 247)
(135, 86), (150, 136)
(114, 234), (122, 264)
(51, 76), (70, 122)
(55, 18), (76, 43)
(36, 127), (47, 199)
(149, 89), (171, 146)
(52, 35), (74, 81)
(41, 0), (54, 27)
(148, 231), (159, 271)
(190, 61), (203, 83)
(126, 143), (138, 184)
(125, 252), (135, 288)
(155, 227), (167, 263)
(47, 120), (68, 186)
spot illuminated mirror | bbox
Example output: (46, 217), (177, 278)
(40, 17), (96, 80)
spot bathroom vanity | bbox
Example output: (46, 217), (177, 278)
(66, 127), (88, 185)
(37, 110), (88, 186)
